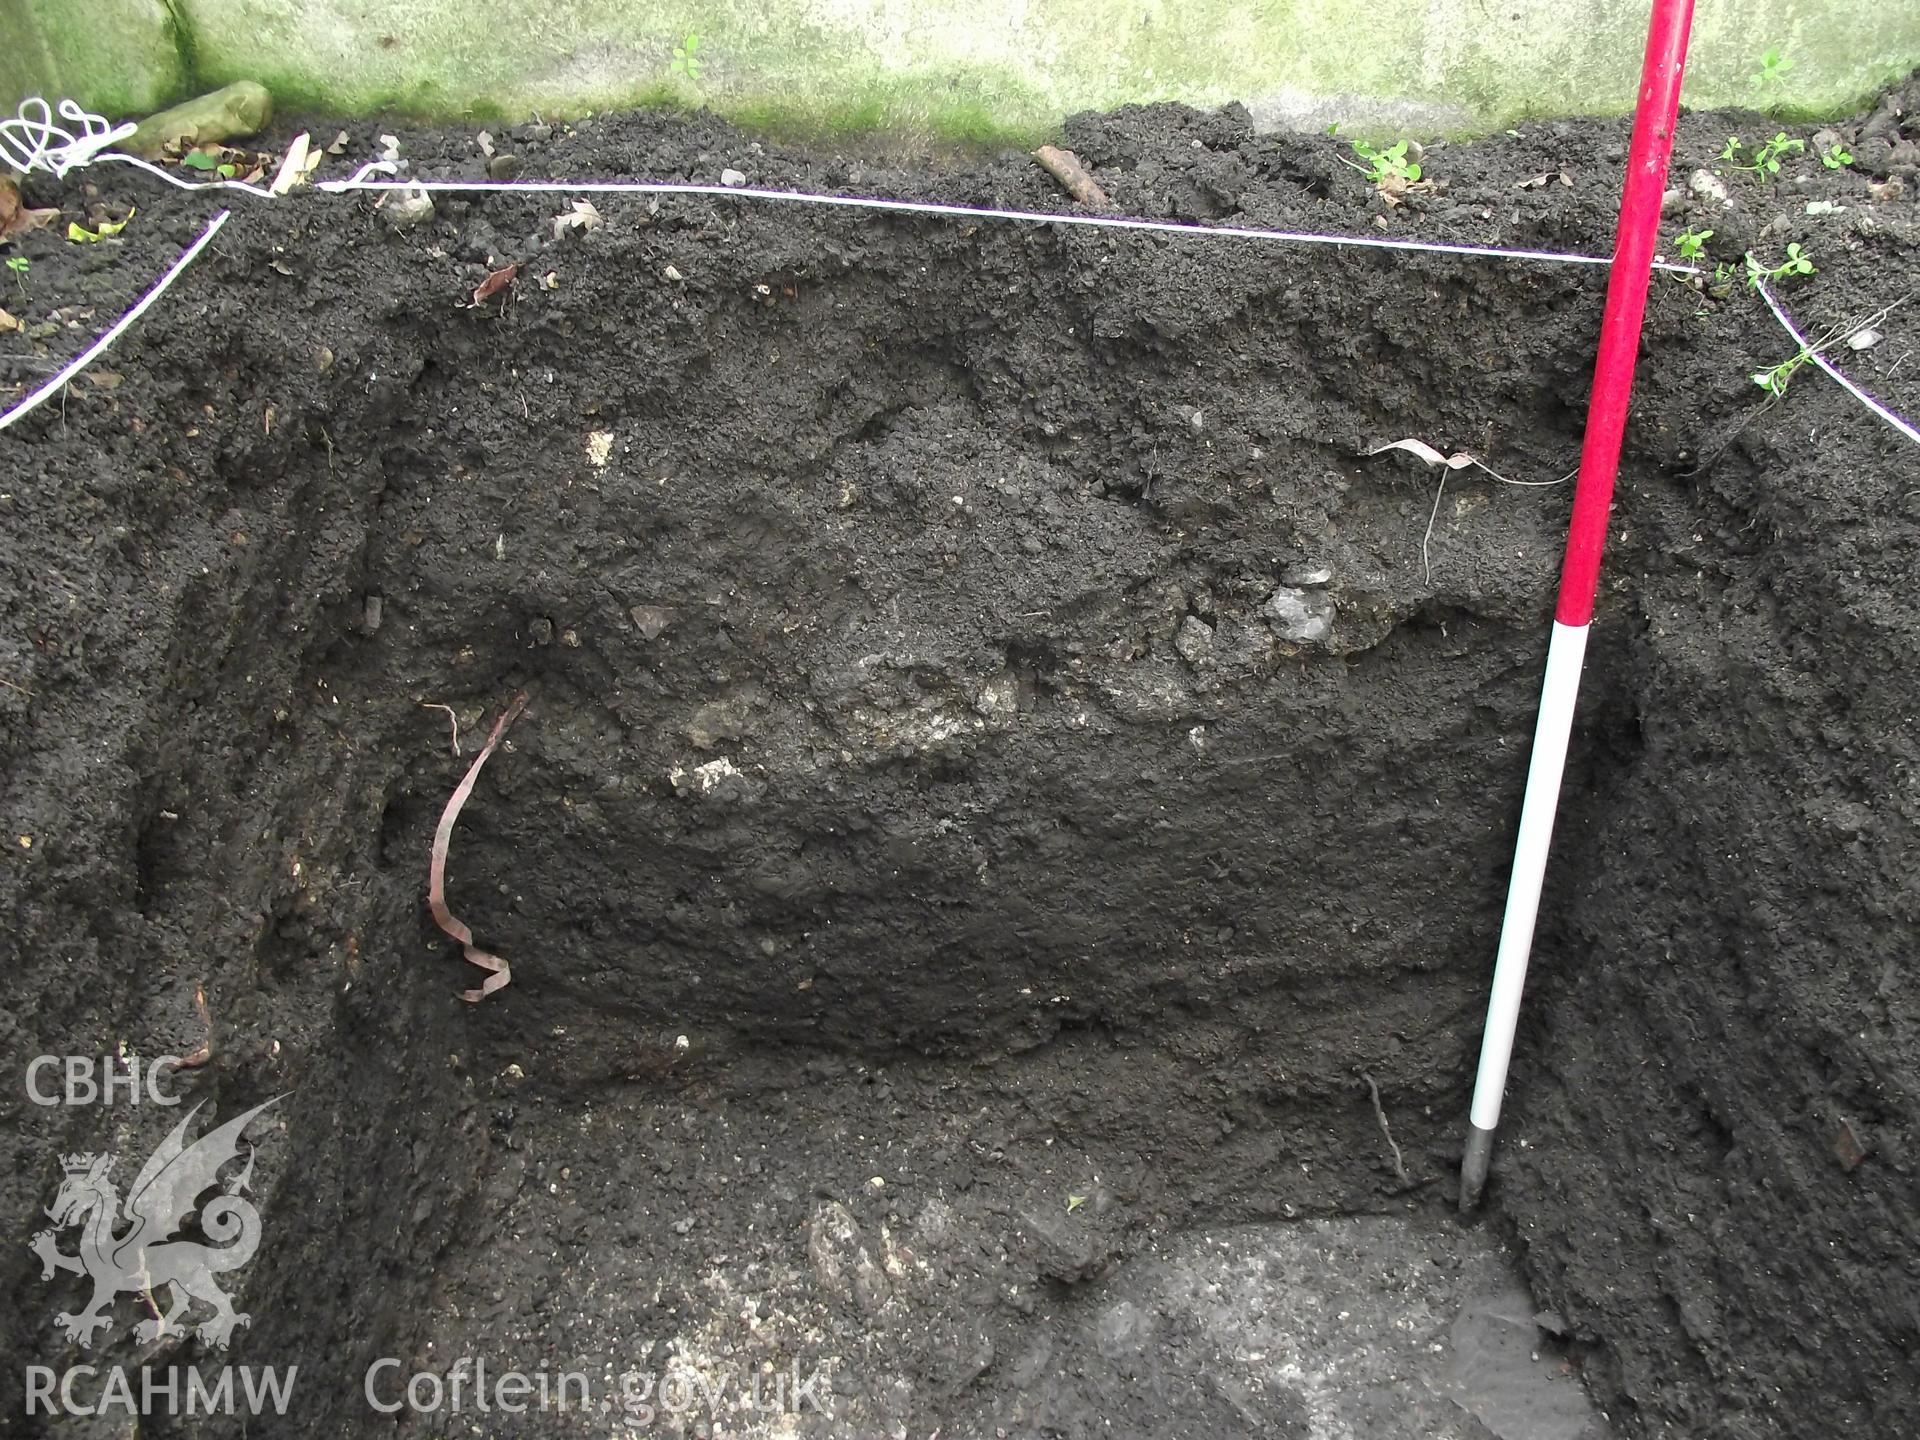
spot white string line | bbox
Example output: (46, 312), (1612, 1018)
(309, 165), (1703, 275)
(1752, 277), (1920, 449)
(7, 89), (1704, 275)
(0, 210), (230, 434)
(96, 151), (282, 199)
(0, 97), (137, 177)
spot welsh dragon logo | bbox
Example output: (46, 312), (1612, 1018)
(30, 1096), (281, 1349)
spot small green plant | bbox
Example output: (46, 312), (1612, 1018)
(670, 32), (702, 82)
(1754, 133), (1805, 177)
(1751, 352), (1808, 398)
(180, 149), (238, 178)
(5, 256), (27, 297)
(1750, 47), (1795, 91)
(1820, 143), (1853, 170)
(1744, 242), (1816, 287)
(1721, 132), (1805, 181)
(1340, 138), (1421, 186)
(1674, 228), (1713, 261)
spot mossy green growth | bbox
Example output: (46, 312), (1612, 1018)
(1, 0), (1916, 147)
(8, 0), (186, 118)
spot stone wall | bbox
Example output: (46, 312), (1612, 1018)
(3, 0), (1916, 141)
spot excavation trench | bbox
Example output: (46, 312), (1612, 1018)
(3, 96), (1917, 1438)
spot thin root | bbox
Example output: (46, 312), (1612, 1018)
(418, 701), (461, 756)
(429, 692), (528, 1002)
(1360, 1070), (1411, 1188)
(1422, 471), (1447, 584)
(1032, 145), (1111, 209)
(1369, 439), (1569, 584)
(173, 984), (213, 1069)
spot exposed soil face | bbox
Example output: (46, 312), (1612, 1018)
(2, 81), (1917, 1438)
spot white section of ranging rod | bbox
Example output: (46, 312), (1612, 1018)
(1460, 618), (1590, 1208)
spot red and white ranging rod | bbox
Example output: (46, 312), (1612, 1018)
(1460, 0), (1696, 1211)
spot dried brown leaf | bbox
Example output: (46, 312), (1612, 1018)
(551, 198), (602, 239)
(1367, 437), (1479, 470)
(0, 177), (60, 242)
(471, 262), (519, 306)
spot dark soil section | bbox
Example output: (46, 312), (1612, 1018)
(2, 78), (1918, 1437)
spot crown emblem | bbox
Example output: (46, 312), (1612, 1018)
(59, 1153), (101, 1175)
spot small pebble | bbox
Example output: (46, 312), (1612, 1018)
(382, 185), (435, 232)
(1174, 615), (1214, 665)
(1262, 586), (1335, 645)
(630, 604), (674, 639)
(1688, 168), (1730, 207)
(720, 168), (747, 187)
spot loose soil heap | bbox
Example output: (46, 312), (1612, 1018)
(2, 78), (1917, 1438)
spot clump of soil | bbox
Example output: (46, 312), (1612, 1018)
(2, 76), (1917, 1438)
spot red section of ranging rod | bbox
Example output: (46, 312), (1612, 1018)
(1554, 0), (1695, 627)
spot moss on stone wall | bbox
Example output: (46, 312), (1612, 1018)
(2, 0), (1915, 144)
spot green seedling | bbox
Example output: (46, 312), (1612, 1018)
(1751, 353), (1808, 397)
(670, 32), (702, 82)
(181, 148), (239, 179)
(1340, 139), (1421, 187)
(1753, 133), (1805, 177)
(1722, 132), (1804, 181)
(1821, 143), (1853, 170)
(1744, 242), (1816, 288)
(1674, 228), (1713, 261)
(5, 256), (27, 297)
(1750, 47), (1795, 92)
